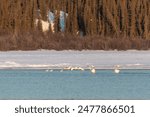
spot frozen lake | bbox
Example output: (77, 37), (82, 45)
(0, 50), (150, 69)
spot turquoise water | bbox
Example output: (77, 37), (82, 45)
(0, 69), (150, 100)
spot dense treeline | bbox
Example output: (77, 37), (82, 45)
(0, 0), (36, 33)
(0, 0), (150, 50)
(50, 0), (150, 38)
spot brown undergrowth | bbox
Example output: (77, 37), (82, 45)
(0, 31), (150, 51)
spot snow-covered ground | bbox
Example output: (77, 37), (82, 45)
(0, 50), (150, 69)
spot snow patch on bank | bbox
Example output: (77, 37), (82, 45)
(0, 50), (150, 69)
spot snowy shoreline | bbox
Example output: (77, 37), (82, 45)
(0, 50), (150, 69)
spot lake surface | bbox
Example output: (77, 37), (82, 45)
(0, 69), (150, 100)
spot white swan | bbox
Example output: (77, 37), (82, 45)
(91, 68), (96, 74)
(114, 68), (120, 73)
(78, 67), (84, 71)
(60, 69), (63, 72)
(64, 66), (72, 70)
(45, 69), (49, 72)
(45, 69), (53, 72)
(50, 69), (53, 72)
(88, 65), (96, 74)
(71, 67), (84, 71)
(114, 65), (120, 73)
(64, 66), (84, 71)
